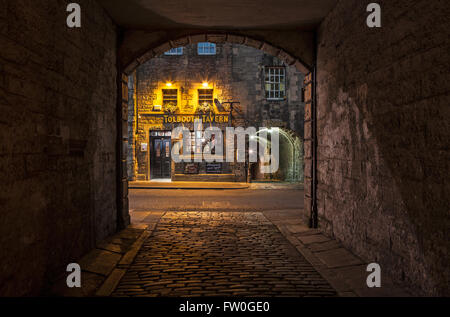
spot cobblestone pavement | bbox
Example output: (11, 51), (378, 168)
(112, 212), (337, 297)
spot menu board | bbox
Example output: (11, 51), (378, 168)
(184, 163), (199, 174)
(206, 163), (222, 174)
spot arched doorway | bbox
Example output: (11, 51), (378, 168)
(250, 128), (303, 183)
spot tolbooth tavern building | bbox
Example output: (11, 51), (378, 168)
(127, 42), (305, 182)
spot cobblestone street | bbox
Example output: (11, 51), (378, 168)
(112, 212), (337, 297)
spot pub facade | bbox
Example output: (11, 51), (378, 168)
(127, 42), (305, 182)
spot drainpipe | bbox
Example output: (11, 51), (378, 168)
(309, 26), (319, 229)
(311, 65), (318, 228)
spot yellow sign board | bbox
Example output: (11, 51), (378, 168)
(163, 114), (229, 124)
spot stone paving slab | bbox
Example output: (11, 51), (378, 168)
(270, 213), (410, 297)
(297, 234), (331, 245)
(78, 249), (122, 276)
(314, 248), (363, 269)
(48, 225), (154, 297)
(49, 271), (105, 297)
(112, 212), (337, 297)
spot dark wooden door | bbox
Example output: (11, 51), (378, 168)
(150, 137), (171, 179)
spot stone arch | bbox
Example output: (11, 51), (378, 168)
(251, 128), (303, 183)
(121, 32), (312, 75)
(118, 32), (311, 226)
(279, 128), (304, 182)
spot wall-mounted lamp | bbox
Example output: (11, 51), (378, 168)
(166, 82), (173, 87)
(202, 82), (209, 88)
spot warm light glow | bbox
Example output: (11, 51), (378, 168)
(166, 82), (172, 87)
(202, 82), (209, 88)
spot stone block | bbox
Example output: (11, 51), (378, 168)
(315, 248), (362, 269)
(79, 249), (122, 276)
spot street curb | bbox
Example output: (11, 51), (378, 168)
(129, 186), (250, 190)
(95, 226), (156, 297)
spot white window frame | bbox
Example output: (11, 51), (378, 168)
(164, 47), (183, 55)
(197, 42), (216, 55)
(264, 67), (286, 100)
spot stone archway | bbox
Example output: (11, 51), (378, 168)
(250, 128), (303, 183)
(117, 32), (315, 228)
(121, 32), (312, 75)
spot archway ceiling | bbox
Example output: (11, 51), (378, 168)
(98, 0), (338, 30)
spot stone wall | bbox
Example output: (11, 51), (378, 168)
(316, 0), (450, 295)
(127, 72), (137, 180)
(0, 0), (118, 295)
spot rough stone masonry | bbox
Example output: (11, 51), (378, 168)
(0, 0), (118, 296)
(313, 0), (450, 296)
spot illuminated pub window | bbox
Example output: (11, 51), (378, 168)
(198, 89), (213, 106)
(190, 131), (203, 155)
(162, 89), (178, 110)
(265, 67), (286, 100)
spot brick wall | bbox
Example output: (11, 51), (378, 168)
(316, 0), (449, 295)
(0, 0), (118, 295)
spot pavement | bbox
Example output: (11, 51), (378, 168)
(129, 181), (249, 190)
(128, 181), (304, 190)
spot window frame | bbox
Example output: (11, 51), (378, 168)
(162, 89), (178, 106)
(164, 47), (184, 55)
(198, 89), (214, 106)
(197, 42), (216, 55)
(264, 66), (286, 100)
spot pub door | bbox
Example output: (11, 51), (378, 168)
(150, 136), (172, 179)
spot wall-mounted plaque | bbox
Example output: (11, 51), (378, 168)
(184, 163), (199, 174)
(206, 163), (222, 174)
(141, 143), (148, 152)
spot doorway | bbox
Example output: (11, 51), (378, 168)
(150, 132), (172, 179)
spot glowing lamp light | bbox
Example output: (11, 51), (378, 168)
(166, 82), (172, 87)
(202, 82), (209, 88)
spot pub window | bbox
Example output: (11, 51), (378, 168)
(264, 67), (286, 100)
(197, 42), (216, 55)
(198, 89), (214, 106)
(164, 47), (183, 55)
(190, 131), (204, 155)
(162, 89), (178, 107)
(188, 131), (220, 156)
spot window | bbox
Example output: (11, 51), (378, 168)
(162, 89), (178, 112)
(197, 42), (216, 55)
(164, 47), (183, 55)
(150, 131), (172, 137)
(265, 67), (286, 100)
(162, 89), (178, 105)
(190, 131), (204, 155)
(198, 89), (214, 106)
